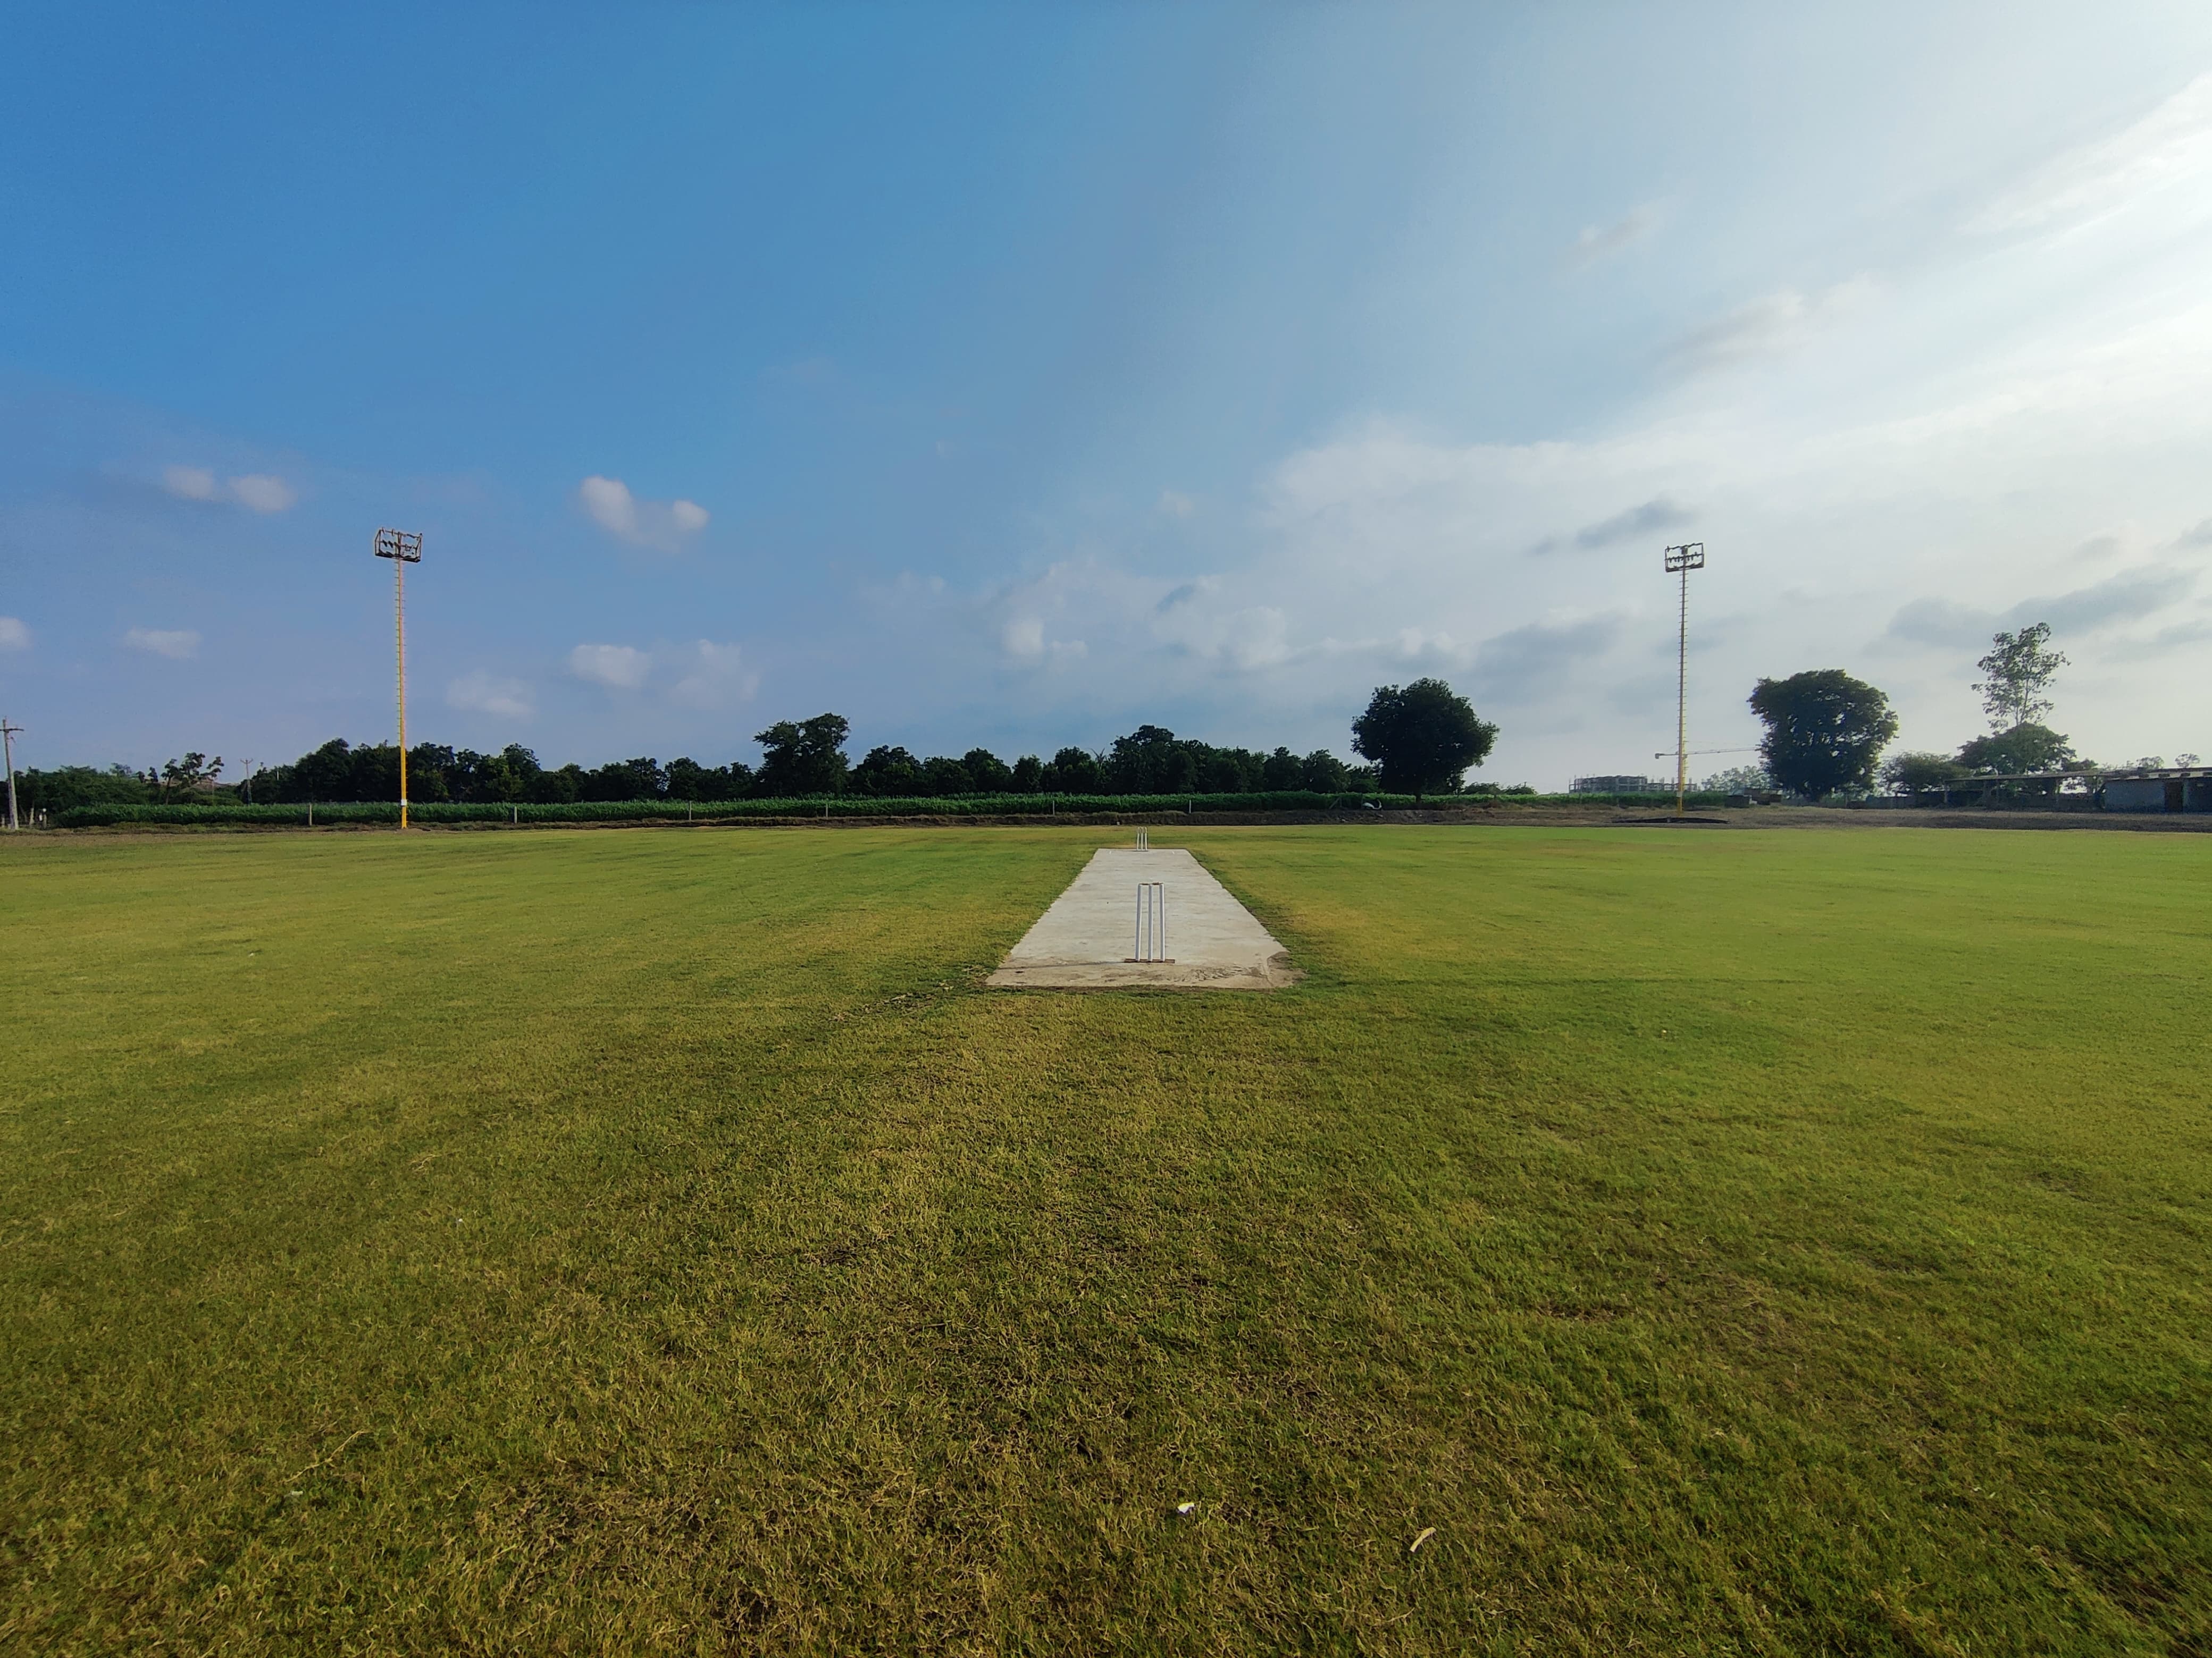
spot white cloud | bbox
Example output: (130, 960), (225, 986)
(228, 473), (296, 514)
(161, 465), (297, 512)
(0, 617), (28, 651)
(1970, 72), (2212, 237)
(446, 671), (534, 720)
(162, 465), (217, 501)
(579, 475), (638, 538)
(1222, 607), (1291, 670)
(1395, 627), (1466, 664)
(1157, 489), (1196, 518)
(125, 627), (200, 660)
(1003, 617), (1045, 659)
(667, 639), (757, 709)
(567, 642), (651, 689)
(577, 475), (710, 550)
(565, 639), (753, 704)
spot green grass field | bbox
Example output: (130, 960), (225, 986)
(4, 824), (2208, 1655)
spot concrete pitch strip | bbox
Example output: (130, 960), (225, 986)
(986, 846), (1299, 991)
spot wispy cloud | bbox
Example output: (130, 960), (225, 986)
(2033, 565), (2193, 633)
(161, 465), (297, 513)
(1565, 204), (1657, 268)
(1660, 279), (1875, 375)
(125, 627), (200, 660)
(1466, 617), (1622, 705)
(1881, 565), (2194, 649)
(228, 474), (296, 513)
(1156, 580), (1206, 613)
(1534, 495), (1695, 554)
(1969, 72), (2212, 237)
(1882, 597), (1996, 650)
(667, 640), (757, 709)
(446, 670), (534, 720)
(0, 617), (28, 651)
(162, 465), (217, 501)
(577, 475), (710, 551)
(1157, 489), (1196, 518)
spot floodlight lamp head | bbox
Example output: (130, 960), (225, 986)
(1664, 542), (1705, 573)
(373, 527), (424, 563)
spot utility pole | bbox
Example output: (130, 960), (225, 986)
(1663, 543), (1705, 816)
(372, 528), (424, 828)
(1, 718), (20, 830)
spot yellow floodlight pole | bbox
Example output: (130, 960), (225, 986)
(1663, 542), (1705, 817)
(373, 528), (425, 829)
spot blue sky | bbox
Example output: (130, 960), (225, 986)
(7, 2), (2212, 785)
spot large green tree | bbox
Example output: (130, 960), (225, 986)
(1350, 678), (1498, 801)
(960, 748), (1015, 793)
(1956, 723), (2074, 776)
(754, 714), (850, 797)
(1048, 747), (1103, 792)
(1974, 622), (2066, 731)
(850, 745), (924, 797)
(1748, 670), (1898, 799)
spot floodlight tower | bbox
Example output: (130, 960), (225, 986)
(1663, 542), (1705, 816)
(373, 528), (424, 827)
(2, 717), (21, 830)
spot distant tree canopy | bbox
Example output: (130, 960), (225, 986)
(1879, 751), (1968, 794)
(1974, 623), (2066, 732)
(836, 728), (1374, 800)
(11, 764), (155, 814)
(202, 719), (1386, 807)
(1699, 763), (1774, 795)
(1956, 723), (2075, 776)
(1748, 670), (1898, 799)
(1350, 679), (1497, 801)
(156, 753), (224, 800)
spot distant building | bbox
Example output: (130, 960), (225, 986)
(1570, 775), (1667, 794)
(2101, 767), (2212, 813)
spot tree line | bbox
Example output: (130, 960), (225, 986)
(12, 679), (1508, 811)
(1745, 622), (2180, 799)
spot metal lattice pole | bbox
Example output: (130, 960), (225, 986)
(373, 529), (424, 830)
(1664, 543), (1705, 815)
(395, 551), (408, 828)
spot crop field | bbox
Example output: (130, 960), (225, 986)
(4, 823), (2209, 1654)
